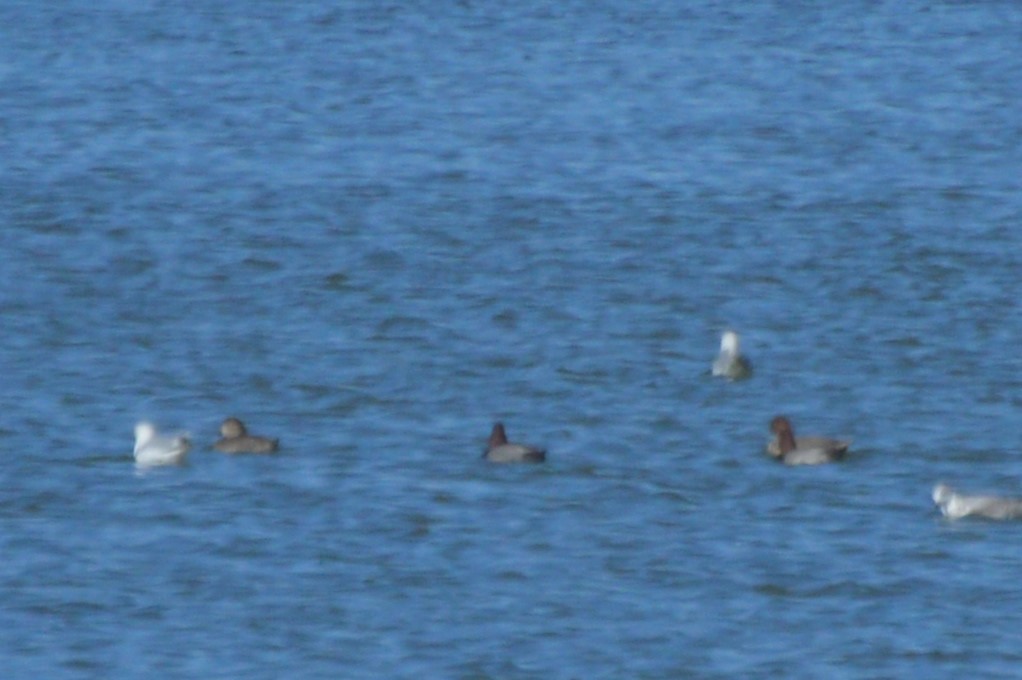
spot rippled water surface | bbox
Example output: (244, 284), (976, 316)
(4, 1), (1022, 677)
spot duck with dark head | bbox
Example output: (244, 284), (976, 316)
(483, 422), (546, 463)
(768, 416), (849, 466)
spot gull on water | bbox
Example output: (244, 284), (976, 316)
(134, 421), (190, 467)
(932, 483), (1022, 520)
(712, 330), (752, 380)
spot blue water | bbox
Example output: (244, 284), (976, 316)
(4, 1), (1022, 677)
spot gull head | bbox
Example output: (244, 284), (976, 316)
(720, 330), (741, 354)
(932, 483), (954, 506)
(134, 421), (156, 448)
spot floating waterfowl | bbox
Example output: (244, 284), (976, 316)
(767, 416), (849, 465)
(213, 417), (279, 454)
(483, 422), (546, 463)
(134, 421), (190, 467)
(932, 484), (1022, 520)
(712, 330), (752, 380)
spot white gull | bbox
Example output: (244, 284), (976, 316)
(712, 330), (752, 380)
(932, 484), (1022, 520)
(134, 421), (190, 467)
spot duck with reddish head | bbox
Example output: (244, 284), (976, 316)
(483, 422), (546, 463)
(768, 416), (849, 465)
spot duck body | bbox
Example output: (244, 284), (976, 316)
(766, 436), (851, 460)
(483, 422), (546, 463)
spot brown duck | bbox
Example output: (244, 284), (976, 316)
(213, 417), (279, 454)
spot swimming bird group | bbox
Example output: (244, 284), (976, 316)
(133, 417), (278, 468)
(708, 329), (1020, 521)
(133, 329), (1017, 521)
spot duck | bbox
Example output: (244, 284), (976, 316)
(134, 421), (190, 467)
(213, 417), (279, 454)
(712, 330), (752, 380)
(932, 483), (1022, 520)
(483, 422), (546, 463)
(767, 416), (849, 465)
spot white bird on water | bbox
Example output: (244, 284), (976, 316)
(932, 484), (1022, 520)
(712, 330), (752, 380)
(134, 421), (190, 468)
